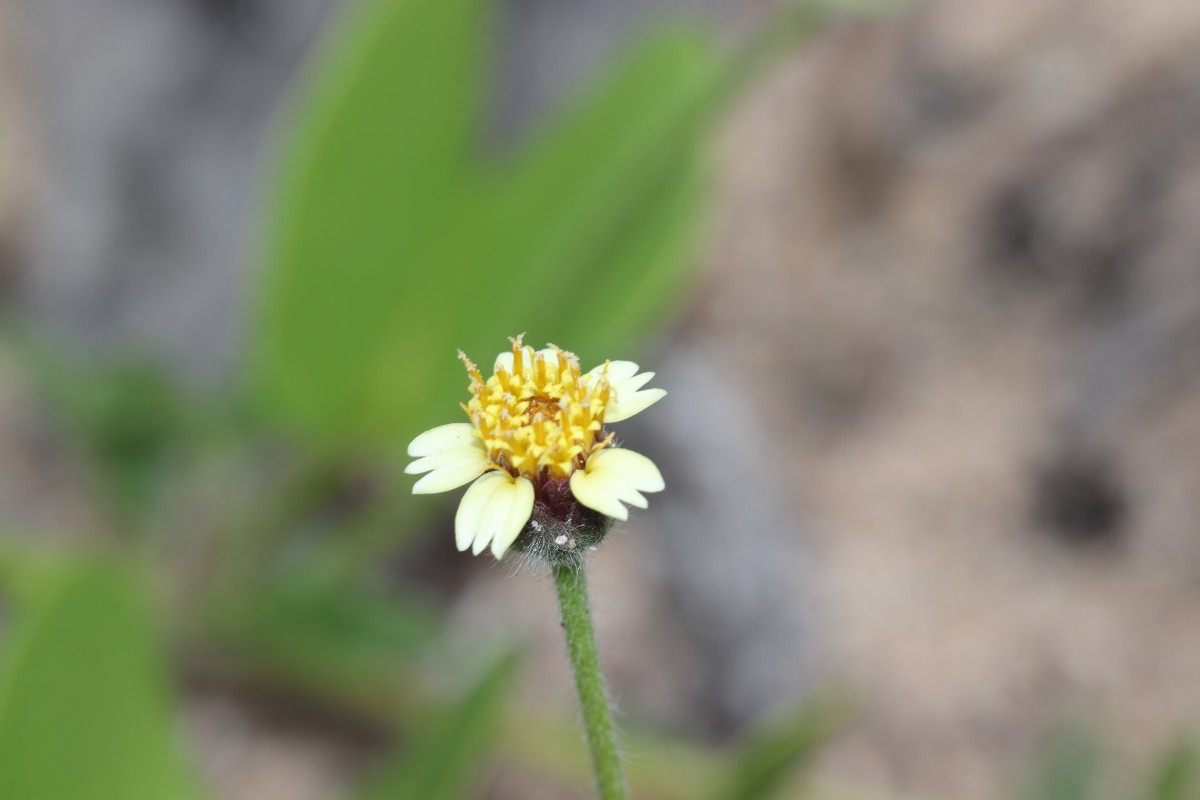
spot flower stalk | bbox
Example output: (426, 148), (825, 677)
(552, 562), (628, 800)
(407, 337), (664, 797)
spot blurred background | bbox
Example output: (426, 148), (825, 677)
(0, 0), (1198, 798)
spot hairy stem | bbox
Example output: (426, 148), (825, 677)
(552, 562), (628, 800)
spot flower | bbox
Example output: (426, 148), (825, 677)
(406, 335), (666, 560)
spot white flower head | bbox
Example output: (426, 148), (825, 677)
(406, 335), (666, 560)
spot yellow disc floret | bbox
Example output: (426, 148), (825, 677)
(460, 336), (613, 481)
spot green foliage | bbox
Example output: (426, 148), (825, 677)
(1017, 726), (1200, 800)
(1142, 740), (1198, 800)
(706, 699), (847, 800)
(210, 566), (438, 692)
(7, 337), (194, 521)
(573, 164), (705, 356)
(257, 0), (489, 447)
(484, 29), (715, 368)
(0, 558), (200, 800)
(62, 365), (189, 518)
(1021, 727), (1103, 800)
(353, 649), (520, 800)
(256, 0), (724, 454)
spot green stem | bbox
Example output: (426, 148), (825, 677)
(552, 562), (628, 800)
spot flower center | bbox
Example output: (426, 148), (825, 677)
(526, 394), (561, 419)
(460, 338), (613, 481)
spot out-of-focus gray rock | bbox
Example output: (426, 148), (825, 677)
(12, 0), (340, 378)
(624, 337), (817, 735)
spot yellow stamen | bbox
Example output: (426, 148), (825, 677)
(461, 343), (613, 481)
(458, 350), (484, 388)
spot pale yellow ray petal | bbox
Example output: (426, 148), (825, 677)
(611, 370), (656, 395)
(455, 472), (508, 551)
(407, 423), (475, 457)
(589, 448), (665, 493)
(586, 360), (640, 383)
(490, 477), (535, 559)
(405, 442), (487, 474)
(471, 473), (526, 555)
(569, 469), (629, 521)
(412, 451), (489, 494)
(587, 469), (648, 509)
(603, 388), (666, 423)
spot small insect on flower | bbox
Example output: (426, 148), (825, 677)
(406, 335), (666, 561)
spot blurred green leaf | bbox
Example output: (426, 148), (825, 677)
(568, 156), (707, 355)
(706, 699), (847, 800)
(457, 26), (719, 368)
(211, 567), (438, 688)
(257, 0), (726, 453)
(353, 649), (520, 800)
(1142, 740), (1199, 800)
(4, 336), (194, 521)
(1021, 726), (1103, 800)
(70, 364), (188, 518)
(0, 538), (67, 606)
(355, 25), (723, 476)
(0, 558), (200, 800)
(256, 0), (489, 447)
